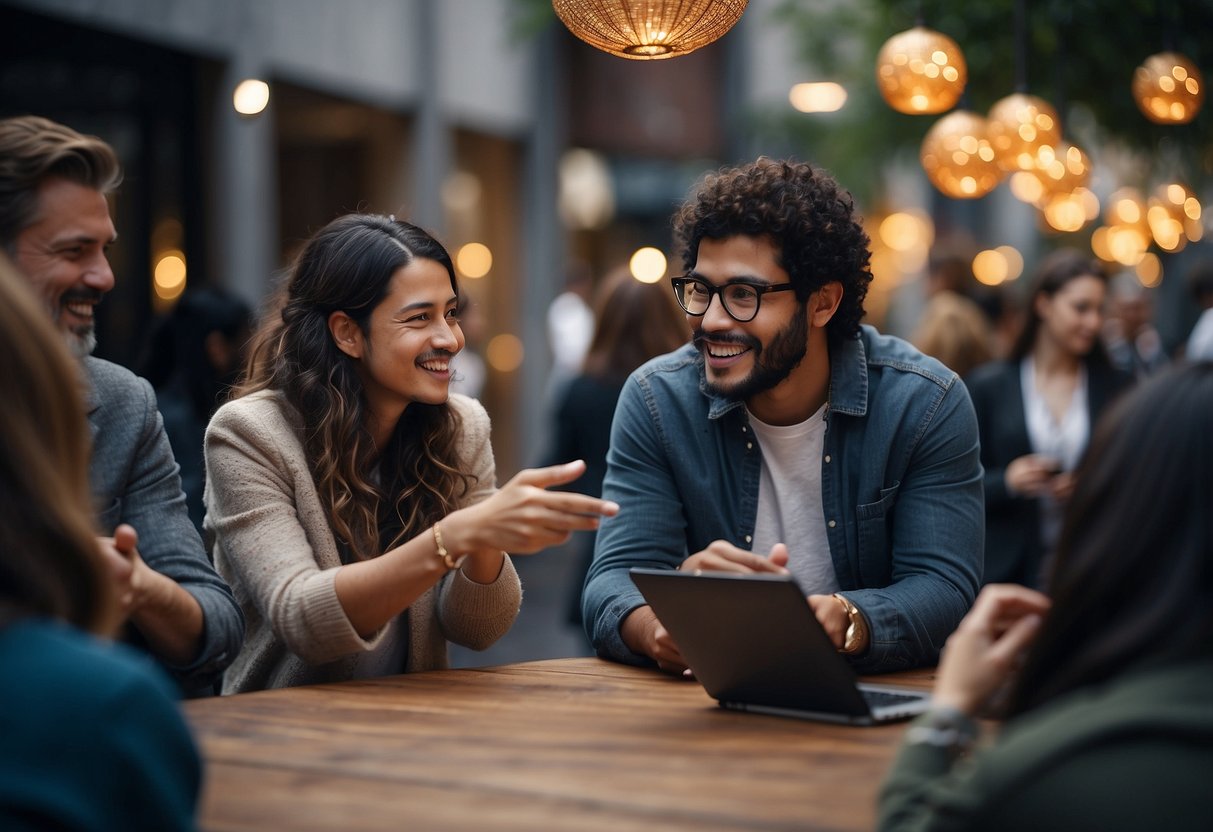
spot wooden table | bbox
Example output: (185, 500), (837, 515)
(185, 658), (935, 831)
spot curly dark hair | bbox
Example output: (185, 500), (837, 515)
(672, 157), (872, 342)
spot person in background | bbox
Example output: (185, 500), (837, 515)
(964, 249), (1133, 587)
(879, 362), (1213, 831)
(910, 289), (994, 379)
(205, 214), (617, 692)
(544, 266), (688, 627)
(1185, 258), (1213, 361)
(0, 255), (200, 831)
(140, 286), (254, 533)
(1102, 270), (1167, 378)
(546, 264), (595, 393)
(0, 114), (242, 697)
(584, 158), (983, 675)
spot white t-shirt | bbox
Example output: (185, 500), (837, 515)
(747, 403), (839, 596)
(1021, 357), (1089, 553)
(1188, 307), (1213, 361)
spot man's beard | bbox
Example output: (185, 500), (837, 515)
(694, 304), (809, 401)
(63, 325), (97, 358)
(51, 288), (101, 358)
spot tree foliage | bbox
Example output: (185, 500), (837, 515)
(765, 0), (1213, 200)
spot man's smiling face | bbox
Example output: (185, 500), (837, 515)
(688, 235), (809, 403)
(12, 177), (117, 357)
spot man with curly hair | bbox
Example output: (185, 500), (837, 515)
(582, 158), (983, 674)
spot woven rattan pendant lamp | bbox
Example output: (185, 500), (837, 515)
(552, 0), (748, 60)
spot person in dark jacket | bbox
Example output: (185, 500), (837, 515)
(544, 267), (688, 626)
(965, 249), (1133, 586)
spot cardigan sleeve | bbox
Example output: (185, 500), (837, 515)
(205, 396), (391, 665)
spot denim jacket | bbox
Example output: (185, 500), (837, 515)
(582, 325), (983, 673)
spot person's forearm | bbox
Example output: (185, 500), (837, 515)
(334, 532), (451, 637)
(129, 572), (206, 666)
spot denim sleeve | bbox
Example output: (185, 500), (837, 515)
(581, 375), (688, 664)
(848, 379), (984, 673)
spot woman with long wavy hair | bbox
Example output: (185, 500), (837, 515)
(204, 214), (616, 693)
(879, 361), (1213, 830)
(0, 255), (200, 828)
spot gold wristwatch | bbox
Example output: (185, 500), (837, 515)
(833, 593), (868, 655)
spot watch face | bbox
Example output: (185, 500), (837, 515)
(842, 620), (858, 652)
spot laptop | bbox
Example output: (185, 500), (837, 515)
(629, 567), (932, 725)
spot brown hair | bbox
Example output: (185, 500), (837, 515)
(238, 214), (472, 562)
(0, 115), (122, 252)
(583, 267), (689, 383)
(910, 292), (994, 378)
(0, 254), (116, 633)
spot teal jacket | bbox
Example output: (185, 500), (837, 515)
(879, 658), (1213, 831)
(0, 618), (200, 830)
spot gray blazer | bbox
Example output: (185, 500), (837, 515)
(84, 357), (244, 696)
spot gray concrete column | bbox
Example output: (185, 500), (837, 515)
(213, 55), (278, 312)
(518, 24), (567, 467)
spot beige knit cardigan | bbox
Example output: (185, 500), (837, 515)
(204, 390), (521, 693)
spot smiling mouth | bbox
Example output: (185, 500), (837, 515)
(419, 359), (450, 373)
(706, 342), (750, 359)
(63, 301), (96, 320)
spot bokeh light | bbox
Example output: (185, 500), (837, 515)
(233, 79), (270, 115)
(456, 242), (493, 279)
(987, 93), (1061, 172)
(875, 26), (967, 114)
(486, 334), (524, 372)
(153, 250), (187, 301)
(920, 110), (1002, 199)
(1133, 52), (1205, 124)
(629, 247), (668, 283)
(790, 82), (848, 113)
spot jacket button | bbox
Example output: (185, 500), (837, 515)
(746, 442), (753, 450)
(828, 520), (836, 528)
(744, 535), (752, 543)
(824, 455), (832, 463)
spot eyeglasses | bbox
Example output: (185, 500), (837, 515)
(670, 275), (796, 323)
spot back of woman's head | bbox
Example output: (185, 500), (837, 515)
(910, 292), (994, 378)
(1008, 362), (1213, 714)
(583, 267), (689, 383)
(0, 255), (114, 633)
(1010, 248), (1107, 360)
(237, 214), (466, 562)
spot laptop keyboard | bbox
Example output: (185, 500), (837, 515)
(862, 689), (924, 709)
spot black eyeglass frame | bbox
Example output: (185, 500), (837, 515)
(669, 275), (797, 323)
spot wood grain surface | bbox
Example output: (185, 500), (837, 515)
(185, 658), (936, 831)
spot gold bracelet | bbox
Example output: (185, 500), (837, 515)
(432, 523), (467, 570)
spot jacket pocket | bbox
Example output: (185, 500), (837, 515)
(855, 482), (900, 580)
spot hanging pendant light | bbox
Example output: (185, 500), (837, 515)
(875, 26), (967, 114)
(1033, 141), (1091, 197)
(920, 110), (1003, 199)
(987, 93), (1062, 172)
(1132, 52), (1205, 124)
(552, 0), (748, 60)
